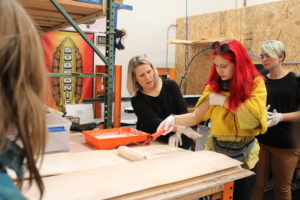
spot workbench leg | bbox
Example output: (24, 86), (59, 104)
(221, 181), (234, 200)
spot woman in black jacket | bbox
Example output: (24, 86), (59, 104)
(126, 55), (198, 149)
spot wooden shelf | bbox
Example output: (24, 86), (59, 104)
(168, 38), (226, 45)
(46, 72), (107, 78)
(19, 0), (122, 32)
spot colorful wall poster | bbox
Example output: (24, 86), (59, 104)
(41, 31), (94, 112)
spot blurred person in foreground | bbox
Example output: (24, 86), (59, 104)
(0, 0), (47, 199)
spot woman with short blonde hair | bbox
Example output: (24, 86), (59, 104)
(252, 40), (300, 200)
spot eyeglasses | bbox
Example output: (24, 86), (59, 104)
(211, 41), (231, 54)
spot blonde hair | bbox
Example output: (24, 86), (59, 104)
(0, 0), (46, 198)
(261, 40), (286, 61)
(127, 55), (160, 96)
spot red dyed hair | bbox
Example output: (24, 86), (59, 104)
(206, 40), (263, 112)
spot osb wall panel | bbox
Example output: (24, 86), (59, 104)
(176, 0), (300, 95)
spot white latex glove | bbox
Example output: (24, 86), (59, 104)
(176, 125), (203, 140)
(209, 93), (226, 106)
(267, 108), (283, 127)
(157, 115), (175, 135)
(168, 132), (182, 147)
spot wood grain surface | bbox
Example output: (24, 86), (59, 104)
(23, 151), (251, 200)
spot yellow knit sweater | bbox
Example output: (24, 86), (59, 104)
(196, 77), (267, 137)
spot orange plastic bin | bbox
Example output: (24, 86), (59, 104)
(83, 127), (151, 150)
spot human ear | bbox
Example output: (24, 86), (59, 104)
(279, 53), (285, 62)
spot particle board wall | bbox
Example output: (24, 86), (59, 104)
(175, 0), (300, 95)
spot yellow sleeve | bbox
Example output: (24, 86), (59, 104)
(242, 77), (267, 134)
(195, 85), (213, 121)
(236, 105), (260, 130)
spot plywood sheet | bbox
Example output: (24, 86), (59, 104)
(176, 0), (300, 94)
(39, 150), (128, 176)
(9, 150), (128, 180)
(23, 151), (249, 200)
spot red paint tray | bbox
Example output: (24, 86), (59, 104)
(83, 127), (151, 150)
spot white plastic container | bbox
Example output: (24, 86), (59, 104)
(45, 112), (72, 153)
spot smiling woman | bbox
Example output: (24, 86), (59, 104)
(126, 55), (194, 149)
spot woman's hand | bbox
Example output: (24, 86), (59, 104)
(157, 115), (175, 135)
(267, 109), (283, 127)
(176, 125), (202, 140)
(168, 132), (182, 147)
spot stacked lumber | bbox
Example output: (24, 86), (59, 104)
(23, 150), (253, 200)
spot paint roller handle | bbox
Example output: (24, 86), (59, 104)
(151, 128), (166, 141)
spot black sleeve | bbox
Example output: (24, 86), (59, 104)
(165, 80), (188, 114)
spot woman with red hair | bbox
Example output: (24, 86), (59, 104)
(158, 39), (267, 200)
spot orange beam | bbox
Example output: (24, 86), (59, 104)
(94, 65), (122, 128)
(113, 65), (122, 128)
(221, 181), (234, 200)
(156, 67), (176, 80)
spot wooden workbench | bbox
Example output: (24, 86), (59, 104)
(21, 134), (253, 200)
